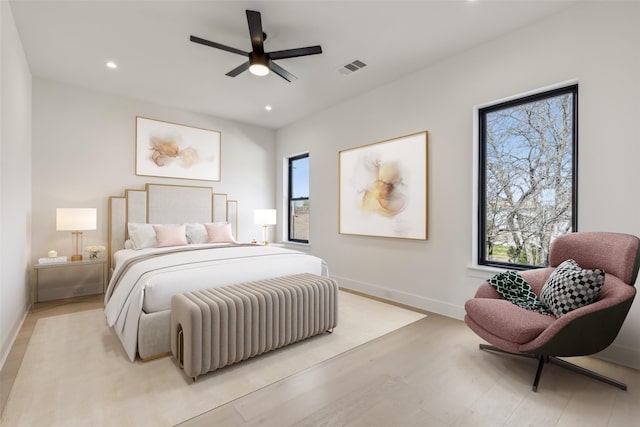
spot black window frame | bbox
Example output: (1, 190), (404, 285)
(478, 84), (578, 270)
(288, 153), (310, 244)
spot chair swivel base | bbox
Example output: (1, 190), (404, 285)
(479, 344), (627, 392)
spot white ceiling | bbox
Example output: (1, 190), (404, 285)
(10, 0), (578, 129)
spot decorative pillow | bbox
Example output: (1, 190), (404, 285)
(127, 223), (157, 249)
(488, 271), (552, 315)
(185, 223), (208, 244)
(539, 259), (605, 317)
(205, 222), (236, 243)
(153, 224), (188, 247)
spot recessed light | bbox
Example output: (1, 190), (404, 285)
(265, 105), (272, 111)
(105, 61), (118, 69)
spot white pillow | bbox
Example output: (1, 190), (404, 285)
(127, 223), (157, 249)
(205, 222), (237, 243)
(153, 224), (188, 247)
(185, 223), (208, 244)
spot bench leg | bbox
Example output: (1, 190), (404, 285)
(177, 327), (184, 369)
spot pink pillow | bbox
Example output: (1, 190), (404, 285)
(205, 223), (236, 243)
(152, 224), (188, 247)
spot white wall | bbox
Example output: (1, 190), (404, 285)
(276, 2), (640, 369)
(31, 79), (277, 298)
(0, 1), (32, 367)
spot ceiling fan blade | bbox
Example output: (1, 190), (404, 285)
(246, 10), (265, 54)
(268, 45), (323, 61)
(269, 61), (298, 82)
(190, 35), (248, 57)
(226, 61), (250, 77)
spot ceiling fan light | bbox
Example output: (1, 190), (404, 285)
(249, 63), (270, 76)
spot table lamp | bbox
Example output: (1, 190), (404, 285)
(254, 209), (277, 245)
(56, 208), (97, 261)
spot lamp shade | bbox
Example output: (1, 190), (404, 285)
(254, 209), (277, 226)
(56, 208), (97, 231)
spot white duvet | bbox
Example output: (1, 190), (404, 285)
(104, 244), (327, 361)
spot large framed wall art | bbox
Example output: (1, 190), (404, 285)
(136, 116), (221, 181)
(339, 131), (428, 240)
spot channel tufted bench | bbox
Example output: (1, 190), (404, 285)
(170, 273), (339, 381)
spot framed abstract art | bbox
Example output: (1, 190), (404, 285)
(339, 131), (428, 240)
(135, 116), (221, 181)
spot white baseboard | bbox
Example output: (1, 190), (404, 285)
(0, 308), (28, 372)
(331, 274), (640, 371)
(595, 343), (640, 370)
(332, 274), (466, 320)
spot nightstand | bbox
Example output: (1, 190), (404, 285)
(32, 259), (107, 308)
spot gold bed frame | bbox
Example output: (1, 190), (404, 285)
(107, 183), (238, 272)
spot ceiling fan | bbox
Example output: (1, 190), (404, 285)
(190, 9), (323, 82)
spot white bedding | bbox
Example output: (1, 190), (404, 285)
(104, 243), (328, 361)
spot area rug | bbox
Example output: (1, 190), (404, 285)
(1, 291), (424, 427)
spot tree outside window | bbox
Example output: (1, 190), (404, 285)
(479, 84), (578, 269)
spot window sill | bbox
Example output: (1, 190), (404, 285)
(278, 241), (311, 252)
(466, 264), (506, 280)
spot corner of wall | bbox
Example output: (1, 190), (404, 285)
(0, 0), (34, 372)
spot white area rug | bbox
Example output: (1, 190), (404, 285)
(1, 291), (424, 427)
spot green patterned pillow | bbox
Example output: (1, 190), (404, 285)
(488, 271), (553, 315)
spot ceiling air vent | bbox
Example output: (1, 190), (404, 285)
(338, 59), (367, 75)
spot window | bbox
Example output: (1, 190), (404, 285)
(478, 84), (578, 269)
(288, 153), (309, 243)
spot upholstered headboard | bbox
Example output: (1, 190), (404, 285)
(108, 183), (238, 271)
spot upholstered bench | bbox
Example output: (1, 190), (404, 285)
(170, 273), (339, 381)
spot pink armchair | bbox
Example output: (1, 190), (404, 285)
(465, 232), (640, 391)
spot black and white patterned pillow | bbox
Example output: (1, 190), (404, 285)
(539, 259), (605, 317)
(488, 271), (552, 315)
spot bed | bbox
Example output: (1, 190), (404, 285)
(104, 184), (327, 361)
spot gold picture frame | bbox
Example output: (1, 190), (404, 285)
(339, 131), (428, 240)
(135, 116), (221, 181)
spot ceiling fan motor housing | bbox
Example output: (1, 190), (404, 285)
(249, 51), (270, 76)
(190, 9), (322, 82)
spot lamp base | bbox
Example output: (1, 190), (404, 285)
(71, 231), (84, 262)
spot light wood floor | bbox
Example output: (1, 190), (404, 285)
(3, 296), (640, 426)
(179, 313), (640, 427)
